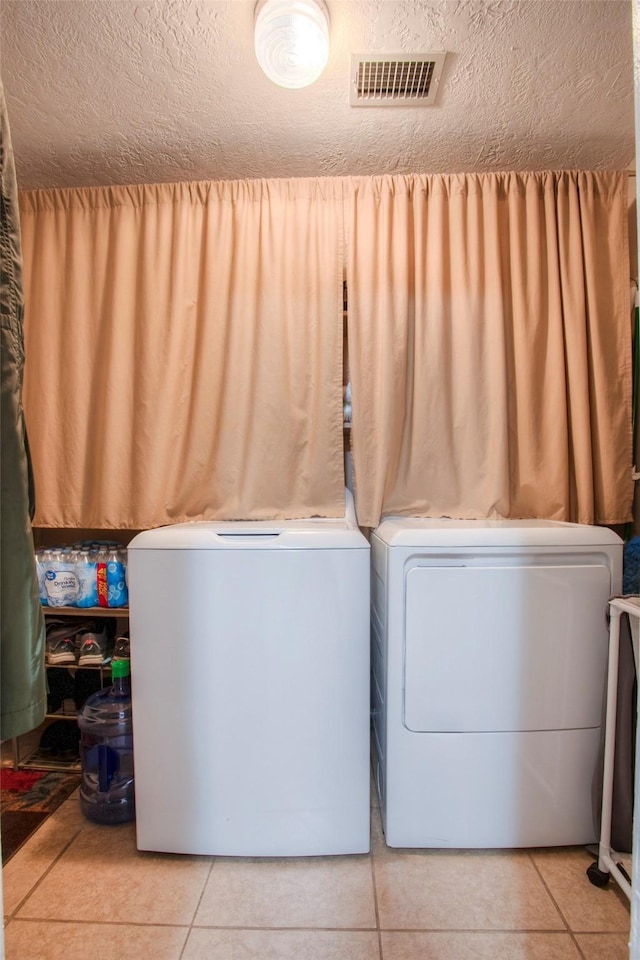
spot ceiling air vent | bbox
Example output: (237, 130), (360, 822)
(350, 52), (446, 107)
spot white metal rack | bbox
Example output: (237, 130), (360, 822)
(587, 595), (640, 900)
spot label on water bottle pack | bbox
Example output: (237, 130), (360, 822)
(44, 568), (79, 607)
(97, 562), (108, 607)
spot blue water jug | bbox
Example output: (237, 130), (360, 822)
(78, 658), (135, 824)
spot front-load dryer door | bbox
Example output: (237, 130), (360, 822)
(403, 562), (610, 733)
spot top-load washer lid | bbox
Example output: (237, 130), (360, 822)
(128, 488), (368, 550)
(374, 517), (623, 549)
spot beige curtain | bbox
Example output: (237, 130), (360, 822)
(19, 179), (345, 528)
(346, 171), (633, 529)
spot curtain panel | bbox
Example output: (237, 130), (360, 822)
(19, 179), (345, 528)
(345, 171), (633, 528)
(0, 80), (46, 738)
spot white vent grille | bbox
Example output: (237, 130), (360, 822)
(350, 53), (446, 107)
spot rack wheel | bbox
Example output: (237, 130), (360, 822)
(586, 863), (610, 888)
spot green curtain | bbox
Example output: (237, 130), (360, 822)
(0, 79), (46, 739)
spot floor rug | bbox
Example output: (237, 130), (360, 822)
(1, 767), (81, 864)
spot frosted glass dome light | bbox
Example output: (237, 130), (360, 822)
(254, 0), (330, 89)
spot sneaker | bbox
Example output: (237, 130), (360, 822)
(46, 666), (76, 712)
(45, 622), (77, 665)
(38, 719), (80, 760)
(77, 627), (111, 666)
(73, 669), (105, 709)
(113, 635), (130, 660)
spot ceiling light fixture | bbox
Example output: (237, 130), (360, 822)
(254, 0), (330, 89)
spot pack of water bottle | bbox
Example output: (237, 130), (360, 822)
(36, 541), (128, 608)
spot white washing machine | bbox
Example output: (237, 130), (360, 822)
(371, 518), (622, 849)
(128, 491), (370, 857)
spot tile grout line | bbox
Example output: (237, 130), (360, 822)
(5, 827), (82, 920)
(179, 857), (216, 960)
(5, 917), (193, 929)
(369, 828), (384, 960)
(4, 916), (626, 935)
(526, 850), (588, 960)
(368, 761), (384, 960)
(181, 923), (378, 931)
(370, 926), (595, 934)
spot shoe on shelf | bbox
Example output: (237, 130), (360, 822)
(113, 635), (130, 661)
(38, 719), (80, 760)
(45, 622), (77, 665)
(73, 669), (105, 709)
(46, 667), (76, 712)
(77, 627), (112, 666)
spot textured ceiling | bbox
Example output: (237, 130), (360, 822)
(0, 0), (635, 190)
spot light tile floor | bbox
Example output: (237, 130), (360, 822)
(1, 774), (631, 960)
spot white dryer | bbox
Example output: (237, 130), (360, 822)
(128, 490), (370, 857)
(371, 518), (622, 849)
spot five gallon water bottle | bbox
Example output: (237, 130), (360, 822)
(78, 659), (135, 824)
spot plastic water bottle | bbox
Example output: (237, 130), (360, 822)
(78, 659), (135, 824)
(106, 546), (128, 607)
(76, 543), (99, 608)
